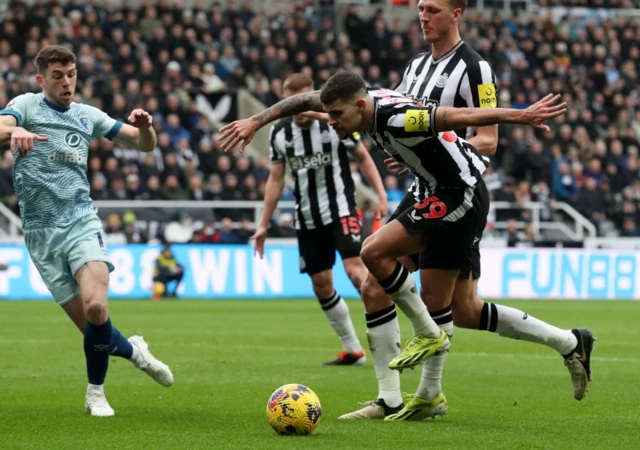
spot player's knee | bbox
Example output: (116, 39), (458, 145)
(311, 275), (334, 300)
(360, 237), (383, 270)
(84, 299), (109, 324)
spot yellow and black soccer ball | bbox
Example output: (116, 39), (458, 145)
(266, 384), (322, 435)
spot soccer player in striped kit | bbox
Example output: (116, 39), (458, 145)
(252, 73), (392, 368)
(360, 0), (595, 419)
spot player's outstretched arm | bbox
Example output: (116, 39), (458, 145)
(219, 90), (324, 152)
(113, 109), (157, 152)
(0, 115), (48, 156)
(252, 162), (286, 258)
(434, 94), (567, 133)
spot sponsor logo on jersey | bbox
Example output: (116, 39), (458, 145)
(478, 83), (497, 108)
(64, 131), (82, 148)
(404, 109), (430, 132)
(289, 153), (333, 170)
(435, 73), (449, 88)
(48, 151), (87, 165)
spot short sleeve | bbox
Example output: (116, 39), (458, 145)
(462, 60), (497, 109)
(84, 105), (123, 140)
(0, 93), (40, 126)
(269, 125), (285, 163)
(385, 104), (437, 138)
(341, 131), (361, 150)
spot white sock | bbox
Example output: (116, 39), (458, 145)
(481, 302), (578, 356)
(319, 291), (362, 354)
(87, 383), (104, 393)
(130, 345), (142, 365)
(416, 306), (453, 401)
(379, 263), (440, 338)
(365, 305), (402, 408)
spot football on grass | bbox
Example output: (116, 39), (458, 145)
(266, 384), (322, 435)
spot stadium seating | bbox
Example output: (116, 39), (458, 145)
(0, 0), (638, 240)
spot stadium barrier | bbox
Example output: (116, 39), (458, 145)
(1, 243), (638, 301)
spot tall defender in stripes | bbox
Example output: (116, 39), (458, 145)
(373, 0), (596, 420)
(0, 45), (173, 417)
(219, 72), (571, 418)
(251, 73), (395, 369)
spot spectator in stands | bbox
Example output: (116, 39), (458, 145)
(216, 217), (241, 244)
(123, 211), (149, 244)
(577, 177), (607, 228)
(552, 162), (579, 205)
(1, 1), (638, 238)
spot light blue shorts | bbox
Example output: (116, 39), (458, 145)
(24, 214), (114, 306)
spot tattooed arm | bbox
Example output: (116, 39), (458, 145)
(434, 94), (567, 134)
(219, 90), (324, 152)
(253, 90), (324, 127)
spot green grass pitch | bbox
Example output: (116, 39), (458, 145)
(0, 299), (638, 450)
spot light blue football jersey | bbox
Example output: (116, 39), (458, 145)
(0, 93), (122, 230)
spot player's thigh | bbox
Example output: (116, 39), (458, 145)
(67, 215), (113, 302)
(331, 215), (366, 287)
(296, 226), (336, 275)
(419, 268), (460, 312)
(24, 227), (78, 306)
(361, 219), (426, 263)
(388, 192), (420, 273)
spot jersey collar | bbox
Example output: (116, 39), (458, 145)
(43, 96), (70, 113)
(431, 40), (464, 64)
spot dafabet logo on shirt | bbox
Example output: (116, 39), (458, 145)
(48, 151), (87, 165)
(478, 83), (497, 108)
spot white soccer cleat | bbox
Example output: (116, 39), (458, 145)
(85, 387), (115, 417)
(128, 335), (174, 387)
(338, 399), (404, 420)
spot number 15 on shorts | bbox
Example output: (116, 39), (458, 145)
(340, 216), (361, 235)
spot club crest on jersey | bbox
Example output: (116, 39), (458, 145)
(435, 73), (449, 88)
(321, 130), (331, 144)
(78, 115), (91, 131)
(404, 109), (430, 133)
(478, 83), (497, 108)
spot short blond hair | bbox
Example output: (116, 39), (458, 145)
(283, 73), (314, 93)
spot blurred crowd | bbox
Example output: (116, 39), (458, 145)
(0, 0), (639, 238)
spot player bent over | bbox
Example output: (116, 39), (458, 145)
(218, 71), (582, 420)
(0, 45), (173, 417)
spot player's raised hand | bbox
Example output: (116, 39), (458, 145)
(251, 226), (268, 259)
(128, 109), (153, 129)
(520, 94), (567, 132)
(219, 118), (259, 153)
(11, 127), (48, 157)
(384, 157), (410, 176)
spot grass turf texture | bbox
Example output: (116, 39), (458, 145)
(0, 299), (638, 450)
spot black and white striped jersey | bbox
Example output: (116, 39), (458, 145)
(369, 88), (489, 200)
(269, 118), (359, 230)
(394, 41), (497, 140)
